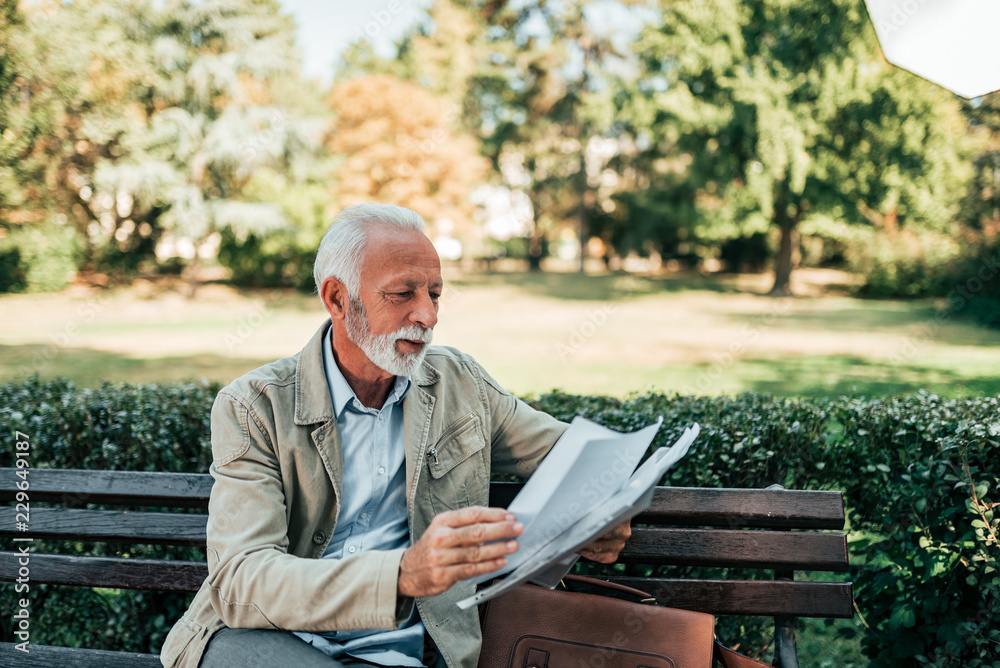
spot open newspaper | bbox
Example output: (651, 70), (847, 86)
(457, 416), (699, 609)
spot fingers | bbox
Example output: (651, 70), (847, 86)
(444, 518), (523, 547)
(579, 548), (619, 564)
(579, 520), (631, 564)
(436, 506), (515, 529)
(600, 522), (632, 541)
(397, 508), (525, 598)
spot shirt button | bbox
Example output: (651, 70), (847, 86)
(312, 531), (326, 545)
(348, 545), (356, 554)
(378, 466), (385, 475)
(361, 512), (369, 520)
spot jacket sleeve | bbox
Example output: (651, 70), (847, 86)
(203, 390), (409, 633)
(474, 361), (569, 478)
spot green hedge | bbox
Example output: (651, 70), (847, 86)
(1, 378), (998, 666)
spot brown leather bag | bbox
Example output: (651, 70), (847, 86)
(478, 575), (770, 668)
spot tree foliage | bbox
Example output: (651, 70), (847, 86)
(618, 0), (971, 292)
(326, 73), (488, 239)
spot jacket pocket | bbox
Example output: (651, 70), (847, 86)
(427, 413), (485, 479)
(424, 414), (489, 513)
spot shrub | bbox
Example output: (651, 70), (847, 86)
(848, 226), (1000, 331)
(944, 237), (1000, 330)
(217, 229), (317, 290)
(1, 380), (997, 665)
(847, 228), (963, 300)
(0, 222), (81, 293)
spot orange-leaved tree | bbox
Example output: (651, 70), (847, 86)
(326, 74), (488, 242)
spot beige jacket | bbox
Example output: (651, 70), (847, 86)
(160, 321), (567, 668)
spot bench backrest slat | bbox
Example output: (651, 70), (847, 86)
(622, 527), (849, 571)
(607, 577), (855, 618)
(1, 469), (845, 530)
(2, 507), (848, 571)
(0, 469), (214, 507)
(0, 507), (207, 545)
(0, 551), (205, 593)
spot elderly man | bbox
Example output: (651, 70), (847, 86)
(160, 204), (629, 668)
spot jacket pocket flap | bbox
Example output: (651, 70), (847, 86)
(428, 415), (485, 479)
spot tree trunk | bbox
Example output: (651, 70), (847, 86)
(527, 228), (544, 272)
(769, 223), (796, 296)
(577, 152), (589, 274)
(527, 191), (545, 272)
(186, 246), (200, 299)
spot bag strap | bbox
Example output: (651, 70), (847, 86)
(561, 574), (655, 601)
(714, 639), (771, 668)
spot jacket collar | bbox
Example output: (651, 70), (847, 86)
(294, 319), (439, 425)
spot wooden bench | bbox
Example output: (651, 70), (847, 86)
(0, 468), (853, 667)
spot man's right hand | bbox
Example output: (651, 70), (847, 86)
(397, 506), (523, 598)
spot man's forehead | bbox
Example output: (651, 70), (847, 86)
(361, 229), (442, 285)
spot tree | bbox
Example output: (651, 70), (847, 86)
(325, 73), (489, 241)
(87, 0), (316, 294)
(621, 0), (970, 293)
(365, 0), (633, 271)
(458, 0), (631, 271)
(0, 0), (161, 289)
(961, 92), (1000, 228)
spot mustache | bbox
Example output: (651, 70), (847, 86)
(393, 324), (433, 344)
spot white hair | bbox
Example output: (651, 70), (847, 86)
(313, 203), (427, 300)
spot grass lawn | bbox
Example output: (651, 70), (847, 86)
(3, 268), (999, 398)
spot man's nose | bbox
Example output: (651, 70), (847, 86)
(410, 292), (438, 330)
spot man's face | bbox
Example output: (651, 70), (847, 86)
(346, 229), (442, 376)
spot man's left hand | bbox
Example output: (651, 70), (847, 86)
(579, 520), (631, 563)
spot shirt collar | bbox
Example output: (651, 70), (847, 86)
(322, 328), (411, 418)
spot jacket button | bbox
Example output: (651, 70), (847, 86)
(317, 433), (325, 442)
(312, 532), (326, 545)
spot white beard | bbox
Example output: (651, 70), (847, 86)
(345, 298), (433, 377)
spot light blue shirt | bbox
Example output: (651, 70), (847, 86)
(293, 330), (425, 666)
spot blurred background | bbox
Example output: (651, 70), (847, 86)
(1, 0), (998, 398)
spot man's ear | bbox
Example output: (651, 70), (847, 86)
(320, 277), (349, 321)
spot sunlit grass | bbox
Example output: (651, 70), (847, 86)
(3, 269), (999, 397)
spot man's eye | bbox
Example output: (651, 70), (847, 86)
(396, 292), (413, 299)
(430, 292), (441, 301)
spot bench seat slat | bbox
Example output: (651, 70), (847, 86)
(605, 577), (855, 618)
(2, 470), (845, 530)
(0, 643), (161, 668)
(0, 508), (207, 545)
(0, 552), (207, 592)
